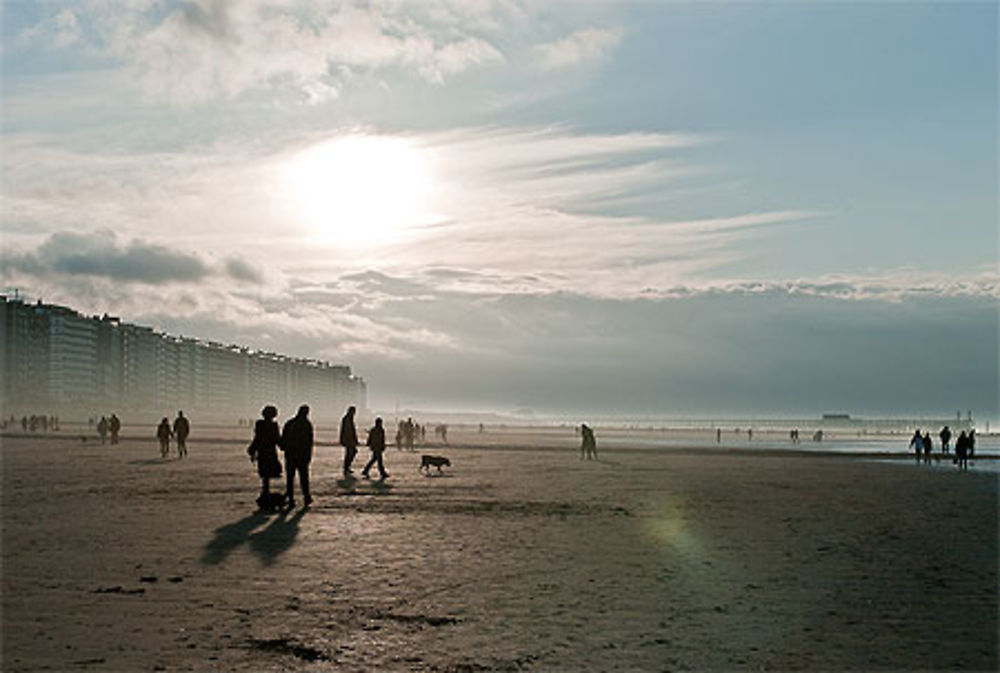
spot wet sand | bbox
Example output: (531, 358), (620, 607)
(2, 430), (997, 671)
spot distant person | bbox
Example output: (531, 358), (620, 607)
(156, 417), (172, 458)
(921, 432), (932, 464)
(362, 417), (389, 480)
(97, 416), (109, 444)
(248, 405), (283, 510)
(748, 428), (753, 442)
(281, 405), (314, 508)
(478, 423), (484, 434)
(173, 411), (190, 458)
(955, 431), (969, 471)
(109, 414), (121, 444)
(395, 421), (404, 451)
(968, 429), (976, 462)
(339, 405), (359, 477)
(580, 423), (597, 460)
(716, 428), (722, 443)
(812, 429), (823, 442)
(405, 418), (415, 451)
(939, 426), (952, 454)
(909, 429), (923, 463)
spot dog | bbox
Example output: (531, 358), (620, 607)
(420, 454), (451, 473)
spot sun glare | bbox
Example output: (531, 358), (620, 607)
(284, 135), (434, 247)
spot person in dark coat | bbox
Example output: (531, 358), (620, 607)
(248, 405), (283, 510)
(362, 417), (389, 480)
(281, 405), (314, 507)
(109, 414), (121, 444)
(340, 405), (359, 477)
(156, 418), (172, 458)
(173, 411), (190, 459)
(955, 431), (969, 471)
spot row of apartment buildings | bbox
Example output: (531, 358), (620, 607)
(0, 295), (367, 422)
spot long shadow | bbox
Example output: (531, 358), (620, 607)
(248, 508), (306, 566)
(127, 458), (175, 466)
(200, 510), (271, 565)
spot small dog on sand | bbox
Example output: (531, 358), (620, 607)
(420, 455), (451, 473)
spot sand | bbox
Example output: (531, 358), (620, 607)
(1, 428), (997, 672)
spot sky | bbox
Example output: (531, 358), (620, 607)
(1, 0), (997, 421)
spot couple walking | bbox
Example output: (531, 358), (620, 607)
(339, 406), (389, 481)
(248, 404), (314, 510)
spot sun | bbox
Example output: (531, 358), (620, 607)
(283, 135), (434, 247)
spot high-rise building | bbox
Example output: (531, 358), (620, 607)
(0, 295), (368, 422)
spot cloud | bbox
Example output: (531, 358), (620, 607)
(4, 231), (210, 284)
(225, 257), (264, 284)
(533, 27), (623, 71)
(16, 0), (510, 104)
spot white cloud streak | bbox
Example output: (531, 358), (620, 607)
(533, 26), (623, 71)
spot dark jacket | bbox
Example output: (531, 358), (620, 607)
(281, 415), (314, 464)
(367, 425), (386, 453)
(249, 419), (282, 479)
(339, 413), (358, 448)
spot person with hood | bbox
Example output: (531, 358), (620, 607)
(340, 405), (359, 478)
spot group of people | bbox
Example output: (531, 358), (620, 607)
(96, 414), (121, 444)
(909, 426), (977, 469)
(155, 411), (190, 459)
(4, 414), (61, 432)
(394, 418), (425, 451)
(246, 404), (389, 511)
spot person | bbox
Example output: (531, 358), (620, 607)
(339, 405), (358, 477)
(955, 430), (969, 471)
(173, 411), (190, 459)
(109, 414), (121, 444)
(156, 418), (172, 458)
(968, 429), (976, 463)
(405, 418), (415, 451)
(281, 405), (314, 507)
(248, 405), (283, 510)
(97, 416), (109, 444)
(717, 427), (722, 443)
(580, 423), (597, 460)
(921, 431), (932, 464)
(909, 429), (923, 463)
(362, 417), (389, 480)
(939, 426), (952, 454)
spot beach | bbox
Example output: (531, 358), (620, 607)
(2, 428), (997, 672)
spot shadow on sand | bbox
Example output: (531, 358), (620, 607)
(127, 457), (176, 466)
(248, 508), (306, 566)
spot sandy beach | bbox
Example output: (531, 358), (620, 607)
(2, 428), (997, 672)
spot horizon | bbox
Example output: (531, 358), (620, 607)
(2, 2), (997, 422)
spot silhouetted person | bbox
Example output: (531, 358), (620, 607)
(97, 416), (109, 444)
(580, 423), (597, 460)
(173, 411), (190, 458)
(248, 405), (283, 510)
(955, 431), (969, 470)
(968, 430), (976, 462)
(405, 417), (415, 451)
(909, 429), (923, 463)
(939, 426), (952, 454)
(109, 414), (121, 444)
(21, 416), (28, 432)
(339, 405), (358, 477)
(156, 417), (172, 458)
(717, 427), (722, 443)
(395, 422), (403, 451)
(362, 417), (389, 480)
(281, 405), (313, 507)
(921, 432), (932, 464)
(748, 428), (753, 441)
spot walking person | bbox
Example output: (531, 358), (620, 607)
(247, 405), (283, 510)
(97, 416), (109, 444)
(173, 411), (190, 459)
(909, 429), (923, 464)
(921, 431), (932, 465)
(580, 423), (597, 460)
(156, 417), (172, 458)
(362, 417), (389, 480)
(109, 414), (121, 444)
(281, 405), (314, 508)
(339, 405), (359, 478)
(955, 430), (969, 471)
(939, 426), (952, 454)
